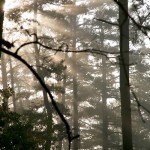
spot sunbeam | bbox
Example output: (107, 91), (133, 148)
(37, 13), (71, 37)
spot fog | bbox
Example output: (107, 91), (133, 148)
(0, 0), (150, 149)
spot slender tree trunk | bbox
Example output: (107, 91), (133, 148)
(72, 51), (79, 150)
(1, 54), (7, 89)
(0, 0), (7, 89)
(62, 53), (69, 150)
(0, 0), (8, 111)
(1, 54), (8, 111)
(58, 53), (68, 150)
(9, 57), (16, 111)
(119, 0), (133, 149)
(43, 88), (52, 150)
(71, 2), (79, 149)
(1, 53), (7, 111)
(100, 27), (108, 150)
(57, 80), (63, 150)
(72, 31), (79, 150)
(102, 56), (108, 150)
(33, 1), (52, 149)
(16, 83), (23, 113)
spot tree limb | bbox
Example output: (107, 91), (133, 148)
(94, 18), (119, 26)
(1, 47), (79, 149)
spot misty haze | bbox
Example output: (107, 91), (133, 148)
(0, 0), (150, 149)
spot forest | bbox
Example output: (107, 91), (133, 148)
(0, 0), (150, 150)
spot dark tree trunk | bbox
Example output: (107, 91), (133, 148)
(119, 0), (133, 149)
(43, 88), (52, 150)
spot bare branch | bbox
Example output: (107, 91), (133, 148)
(94, 18), (119, 26)
(113, 0), (150, 36)
(131, 88), (150, 123)
(1, 47), (79, 149)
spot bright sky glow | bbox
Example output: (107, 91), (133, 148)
(4, 0), (21, 12)
(2, 1), (150, 149)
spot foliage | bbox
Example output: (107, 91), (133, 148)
(0, 88), (37, 149)
(22, 105), (69, 149)
(0, 87), (69, 149)
(1, 0), (150, 149)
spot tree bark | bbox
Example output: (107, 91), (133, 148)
(119, 0), (133, 149)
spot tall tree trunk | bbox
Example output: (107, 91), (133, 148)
(119, 0), (133, 149)
(1, 53), (7, 110)
(72, 13), (79, 150)
(43, 88), (52, 150)
(1, 54), (7, 89)
(9, 57), (16, 111)
(57, 80), (63, 150)
(0, 0), (7, 88)
(100, 27), (108, 150)
(58, 53), (68, 150)
(70, 1), (79, 149)
(16, 83), (23, 113)
(61, 53), (69, 150)
(0, 0), (8, 111)
(102, 56), (108, 150)
(33, 1), (52, 149)
(72, 52), (79, 150)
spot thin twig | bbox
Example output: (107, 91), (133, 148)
(94, 18), (119, 26)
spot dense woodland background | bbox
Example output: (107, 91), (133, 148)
(0, 0), (150, 149)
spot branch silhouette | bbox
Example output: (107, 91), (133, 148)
(1, 45), (79, 150)
(94, 18), (119, 26)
